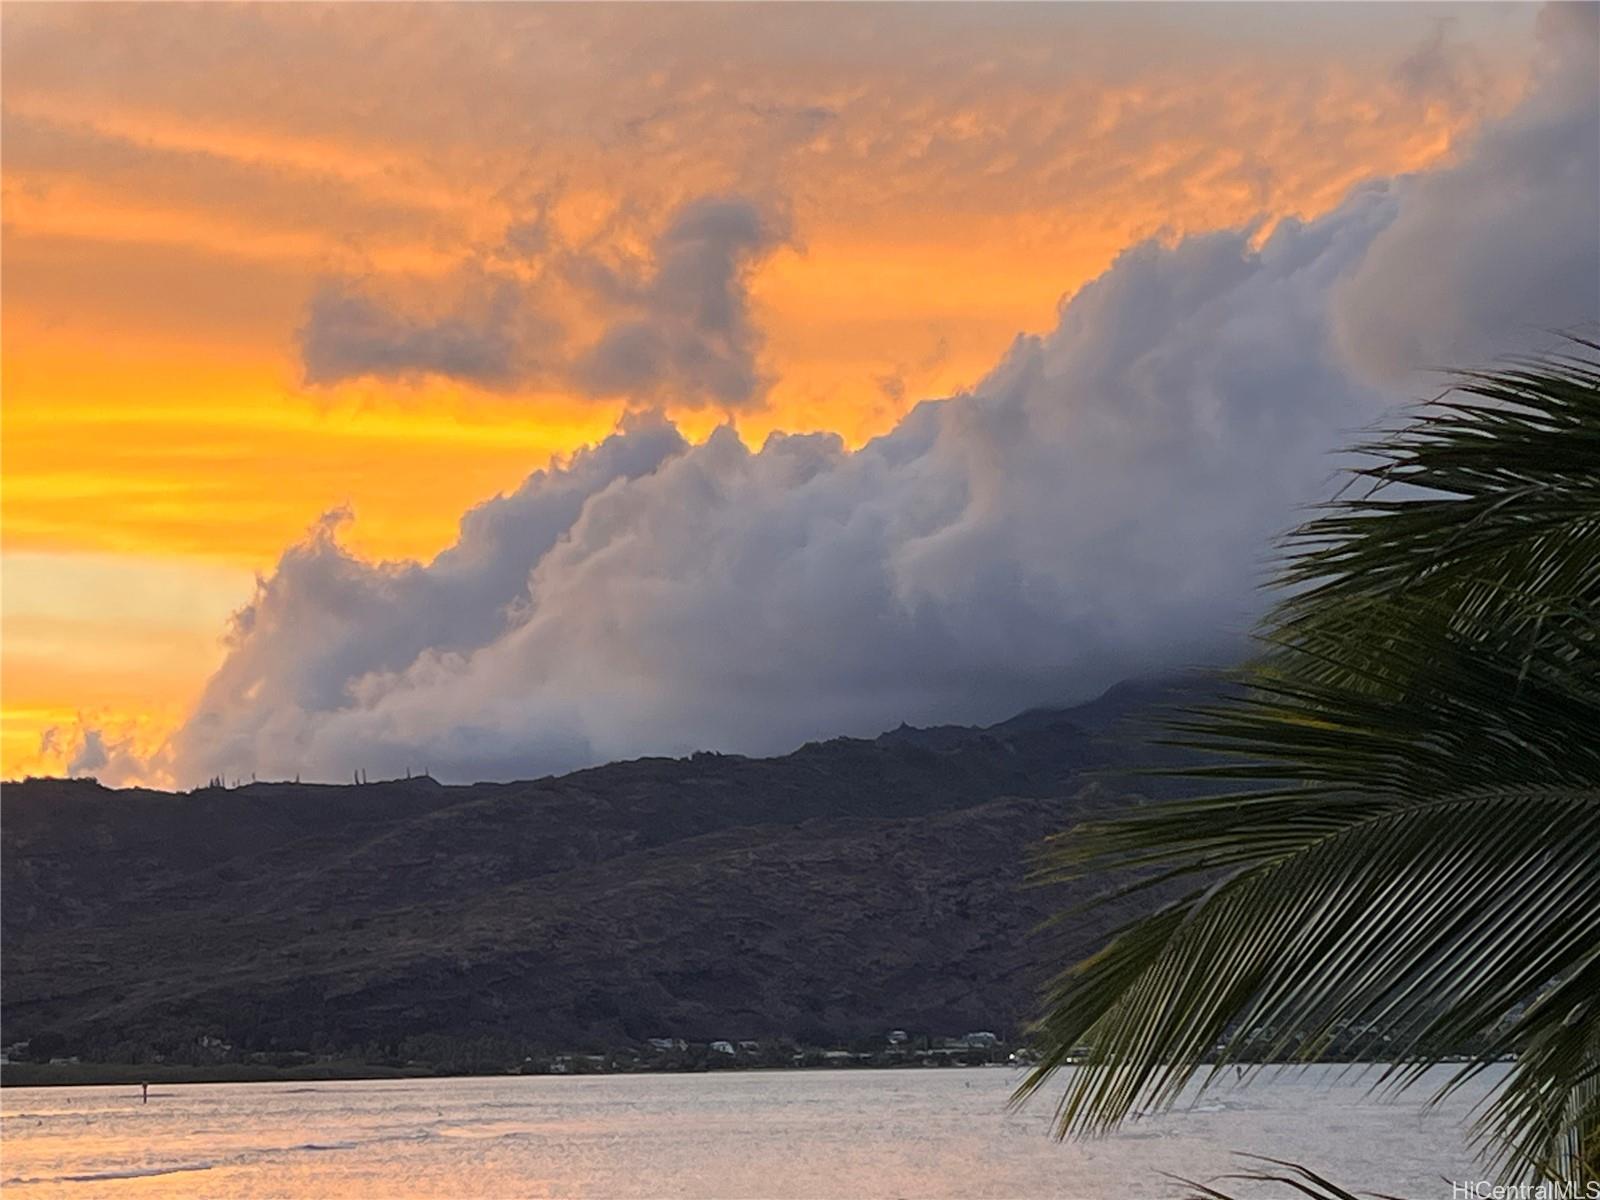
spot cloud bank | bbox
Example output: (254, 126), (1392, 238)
(139, 17), (1597, 786)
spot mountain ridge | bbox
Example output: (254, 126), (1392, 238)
(1, 673), (1216, 1065)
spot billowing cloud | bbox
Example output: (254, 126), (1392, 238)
(176, 412), (688, 779)
(157, 17), (1597, 787)
(1335, 2), (1600, 380)
(170, 190), (1396, 785)
(296, 195), (790, 408)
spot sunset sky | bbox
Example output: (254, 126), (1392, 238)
(3, 3), (1596, 786)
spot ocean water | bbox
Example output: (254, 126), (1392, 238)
(0, 1064), (1500, 1198)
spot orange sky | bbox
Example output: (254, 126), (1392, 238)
(0, 3), (1539, 781)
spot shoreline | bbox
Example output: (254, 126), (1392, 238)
(2, 1054), (1454, 1090)
(0, 1056), (1027, 1089)
(0, 1061), (440, 1088)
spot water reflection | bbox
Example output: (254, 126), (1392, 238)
(1, 1065), (1500, 1198)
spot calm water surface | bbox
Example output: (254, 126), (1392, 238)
(1, 1065), (1500, 1198)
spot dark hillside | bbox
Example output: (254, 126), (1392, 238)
(1, 675), (1214, 1063)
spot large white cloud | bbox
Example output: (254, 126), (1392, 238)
(155, 18), (1597, 787)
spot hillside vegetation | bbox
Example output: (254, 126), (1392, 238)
(2, 677), (1208, 1071)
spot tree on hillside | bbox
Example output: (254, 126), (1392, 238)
(1019, 344), (1600, 1187)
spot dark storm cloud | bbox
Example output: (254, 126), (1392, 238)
(295, 195), (790, 409)
(299, 279), (530, 387)
(574, 197), (790, 408)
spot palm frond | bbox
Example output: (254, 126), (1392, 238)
(1279, 349), (1600, 632)
(1021, 344), (1600, 1184)
(1174, 1154), (1410, 1200)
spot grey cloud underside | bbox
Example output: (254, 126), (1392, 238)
(1335, 3), (1600, 382)
(165, 29), (1598, 786)
(67, 729), (109, 776)
(296, 195), (789, 409)
(300, 279), (531, 387)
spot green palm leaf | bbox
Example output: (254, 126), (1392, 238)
(1175, 1154), (1407, 1200)
(1020, 345), (1600, 1184)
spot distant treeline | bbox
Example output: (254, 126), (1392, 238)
(3, 1019), (1506, 1088)
(3, 1031), (1026, 1086)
